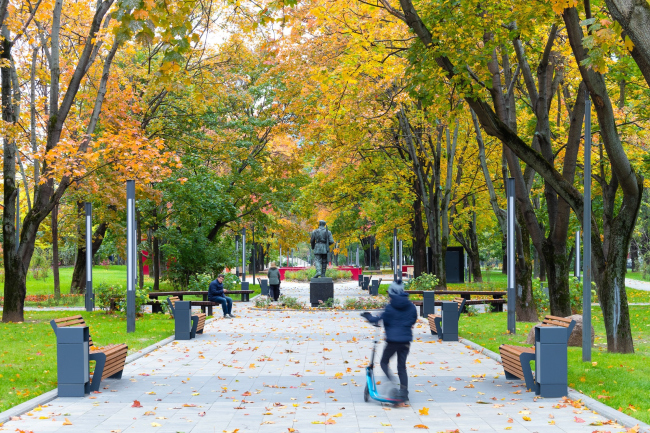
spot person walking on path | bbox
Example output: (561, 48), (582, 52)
(267, 262), (281, 301)
(361, 280), (417, 401)
(208, 274), (235, 318)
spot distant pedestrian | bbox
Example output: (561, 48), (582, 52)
(267, 262), (281, 301)
(208, 274), (235, 318)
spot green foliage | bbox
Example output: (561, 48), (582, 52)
(284, 268), (352, 281)
(254, 295), (273, 308)
(317, 297), (340, 308)
(279, 295), (303, 309)
(30, 248), (51, 281)
(94, 282), (153, 313)
(532, 277), (598, 316)
(404, 273), (439, 291)
(223, 273), (241, 291)
(188, 274), (213, 291)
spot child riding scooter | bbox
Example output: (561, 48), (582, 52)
(361, 280), (418, 402)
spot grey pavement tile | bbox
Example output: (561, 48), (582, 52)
(0, 291), (636, 433)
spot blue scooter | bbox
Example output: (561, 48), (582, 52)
(361, 315), (406, 405)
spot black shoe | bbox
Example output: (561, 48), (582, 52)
(228, 314), (237, 318)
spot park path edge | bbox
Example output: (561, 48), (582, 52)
(459, 337), (650, 433)
(0, 316), (217, 425)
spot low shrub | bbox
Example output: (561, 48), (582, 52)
(279, 295), (304, 309)
(532, 277), (598, 316)
(95, 282), (152, 313)
(284, 268), (352, 281)
(404, 273), (439, 291)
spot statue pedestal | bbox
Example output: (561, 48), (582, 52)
(310, 277), (334, 307)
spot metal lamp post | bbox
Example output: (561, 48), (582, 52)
(506, 177), (516, 335)
(241, 228), (246, 283)
(583, 91), (592, 362)
(85, 203), (93, 312)
(126, 180), (136, 333)
(575, 231), (580, 281)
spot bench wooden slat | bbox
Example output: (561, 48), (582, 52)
(544, 315), (572, 323)
(52, 315), (128, 390)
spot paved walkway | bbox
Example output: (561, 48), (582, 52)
(3, 307), (627, 432)
(278, 281), (377, 304)
(626, 278), (650, 291)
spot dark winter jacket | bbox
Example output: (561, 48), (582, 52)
(208, 279), (225, 300)
(267, 267), (281, 285)
(366, 292), (418, 343)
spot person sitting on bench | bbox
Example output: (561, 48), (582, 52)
(208, 274), (235, 318)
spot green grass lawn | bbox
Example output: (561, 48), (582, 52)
(0, 311), (175, 412)
(14, 265), (261, 306)
(22, 265), (174, 297)
(458, 306), (650, 423)
(626, 271), (650, 282)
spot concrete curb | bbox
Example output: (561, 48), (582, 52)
(0, 318), (221, 425)
(247, 306), (385, 312)
(459, 337), (650, 433)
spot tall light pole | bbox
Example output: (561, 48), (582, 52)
(575, 231), (580, 281)
(85, 203), (93, 312)
(241, 228), (246, 283)
(583, 91), (592, 362)
(506, 177), (516, 335)
(252, 226), (256, 283)
(393, 228), (397, 281)
(126, 180), (136, 333)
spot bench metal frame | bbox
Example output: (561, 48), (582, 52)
(500, 317), (576, 391)
(50, 317), (127, 392)
(167, 297), (203, 338)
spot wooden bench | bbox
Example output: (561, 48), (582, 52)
(412, 297), (505, 317)
(499, 315), (576, 391)
(50, 315), (128, 392)
(428, 297), (466, 335)
(148, 290), (254, 313)
(167, 296), (206, 338)
(225, 290), (254, 302)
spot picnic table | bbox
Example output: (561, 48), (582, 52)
(147, 290), (254, 314)
(405, 290), (507, 314)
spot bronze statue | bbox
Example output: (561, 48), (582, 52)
(310, 220), (335, 278)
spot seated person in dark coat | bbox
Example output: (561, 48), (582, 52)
(208, 274), (235, 318)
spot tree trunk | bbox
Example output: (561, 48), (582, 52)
(412, 191), (427, 278)
(70, 203), (108, 294)
(1, 27), (21, 322)
(52, 203), (60, 299)
(542, 238), (572, 316)
(152, 208), (160, 291)
(467, 210), (483, 283)
(515, 209), (538, 322)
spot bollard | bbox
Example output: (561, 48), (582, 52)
(358, 274), (363, 287)
(441, 301), (459, 342)
(363, 276), (370, 290)
(370, 280), (379, 296)
(241, 281), (250, 291)
(422, 291), (436, 318)
(260, 279), (269, 296)
(174, 301), (192, 340)
(524, 326), (568, 397)
(56, 326), (90, 397)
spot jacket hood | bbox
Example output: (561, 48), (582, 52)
(269, 266), (277, 270)
(389, 292), (411, 310)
